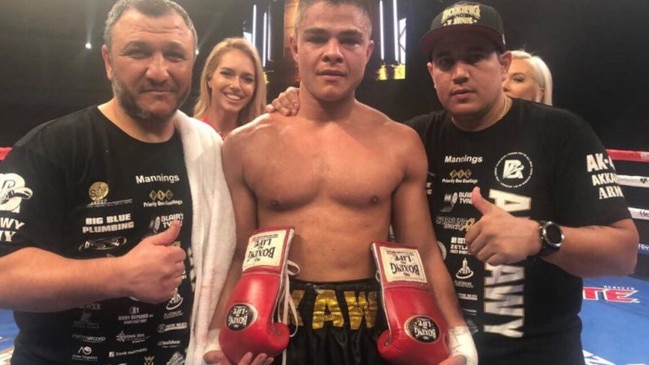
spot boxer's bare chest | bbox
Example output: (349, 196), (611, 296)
(246, 127), (402, 211)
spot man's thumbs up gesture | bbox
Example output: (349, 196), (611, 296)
(117, 221), (186, 303)
(465, 187), (540, 265)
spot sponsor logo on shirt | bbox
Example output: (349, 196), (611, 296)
(78, 236), (128, 251)
(440, 191), (473, 212)
(73, 311), (100, 329)
(86, 182), (133, 208)
(435, 216), (475, 232)
(135, 174), (181, 184)
(0, 174), (31, 243)
(441, 170), (478, 185)
(158, 340), (182, 348)
(164, 309), (184, 320)
(108, 348), (149, 358)
(118, 309), (154, 325)
(72, 334), (107, 344)
(457, 292), (478, 301)
(143, 190), (183, 208)
(449, 236), (469, 256)
(150, 213), (185, 232)
(72, 345), (98, 362)
(115, 331), (148, 344)
(455, 257), (474, 280)
(0, 173), (33, 212)
(89, 181), (109, 201)
(157, 322), (188, 333)
(444, 155), (483, 164)
(494, 152), (533, 189)
(586, 153), (625, 200)
(450, 169), (472, 179)
(82, 214), (135, 235)
(166, 292), (184, 311)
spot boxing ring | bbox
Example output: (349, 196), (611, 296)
(0, 149), (648, 364)
(607, 149), (649, 279)
(580, 149), (649, 364)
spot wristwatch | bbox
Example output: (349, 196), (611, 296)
(535, 220), (564, 257)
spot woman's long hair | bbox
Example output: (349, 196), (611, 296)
(193, 37), (267, 125)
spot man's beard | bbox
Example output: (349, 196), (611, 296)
(111, 79), (188, 125)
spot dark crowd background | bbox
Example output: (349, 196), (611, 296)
(1, 0), (647, 152)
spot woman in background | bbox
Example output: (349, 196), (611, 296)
(194, 37), (267, 138)
(503, 49), (553, 106)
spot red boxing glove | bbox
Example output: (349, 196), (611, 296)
(219, 226), (295, 362)
(371, 241), (450, 365)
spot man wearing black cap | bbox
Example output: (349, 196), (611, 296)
(267, 1), (638, 364)
(410, 1), (638, 364)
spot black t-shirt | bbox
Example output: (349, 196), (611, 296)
(407, 99), (631, 365)
(0, 106), (194, 364)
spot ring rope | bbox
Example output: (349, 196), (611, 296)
(607, 149), (649, 162)
(607, 149), (649, 259)
(630, 207), (649, 221)
(617, 175), (649, 188)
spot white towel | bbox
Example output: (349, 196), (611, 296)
(173, 111), (236, 364)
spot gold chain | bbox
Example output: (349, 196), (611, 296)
(498, 96), (511, 121)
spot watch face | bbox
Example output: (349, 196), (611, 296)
(544, 222), (563, 246)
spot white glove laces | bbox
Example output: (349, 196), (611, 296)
(278, 260), (300, 365)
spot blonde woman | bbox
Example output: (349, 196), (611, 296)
(194, 37), (266, 138)
(503, 49), (553, 105)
